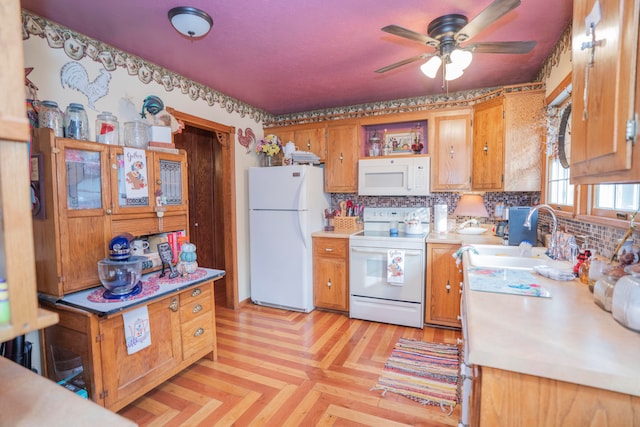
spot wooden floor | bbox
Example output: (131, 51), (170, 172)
(118, 299), (462, 426)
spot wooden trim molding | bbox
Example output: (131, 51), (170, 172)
(166, 107), (239, 310)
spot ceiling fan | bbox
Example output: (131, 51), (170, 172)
(375, 0), (536, 81)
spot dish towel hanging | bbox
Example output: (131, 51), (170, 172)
(122, 305), (152, 355)
(387, 249), (405, 285)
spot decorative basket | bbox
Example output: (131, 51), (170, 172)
(333, 216), (360, 231)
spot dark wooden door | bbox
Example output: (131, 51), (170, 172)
(174, 125), (226, 303)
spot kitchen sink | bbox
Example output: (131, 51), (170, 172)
(467, 244), (551, 270)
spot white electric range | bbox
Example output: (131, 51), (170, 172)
(349, 207), (429, 328)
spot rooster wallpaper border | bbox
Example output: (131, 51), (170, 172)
(22, 10), (271, 123)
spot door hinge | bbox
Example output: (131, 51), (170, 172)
(96, 333), (105, 342)
(99, 390), (108, 399)
(626, 114), (638, 144)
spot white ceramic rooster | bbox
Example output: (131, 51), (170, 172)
(60, 62), (111, 110)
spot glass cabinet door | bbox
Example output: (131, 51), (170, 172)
(60, 141), (110, 215)
(110, 147), (155, 215)
(154, 151), (188, 213)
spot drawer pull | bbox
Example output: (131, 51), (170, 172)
(169, 298), (179, 312)
(191, 288), (202, 297)
(192, 304), (203, 313)
(194, 327), (205, 337)
(324, 247), (334, 252)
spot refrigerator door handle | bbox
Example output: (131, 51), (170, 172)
(295, 170), (309, 249)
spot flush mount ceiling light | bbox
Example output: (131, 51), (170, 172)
(168, 6), (213, 39)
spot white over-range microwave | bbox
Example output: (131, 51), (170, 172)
(358, 156), (430, 196)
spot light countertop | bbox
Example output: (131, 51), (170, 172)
(462, 250), (640, 397)
(427, 230), (503, 245)
(312, 229), (362, 239)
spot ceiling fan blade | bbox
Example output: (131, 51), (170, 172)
(375, 53), (434, 73)
(466, 41), (536, 54)
(381, 24), (438, 46)
(456, 0), (521, 42)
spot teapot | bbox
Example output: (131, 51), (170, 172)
(404, 209), (426, 235)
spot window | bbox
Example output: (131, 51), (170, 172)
(594, 184), (640, 213)
(546, 156), (574, 208)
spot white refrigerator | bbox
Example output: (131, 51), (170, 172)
(248, 165), (330, 312)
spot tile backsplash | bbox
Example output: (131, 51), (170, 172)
(331, 192), (638, 260)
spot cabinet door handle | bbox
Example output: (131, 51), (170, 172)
(449, 145), (454, 159)
(191, 288), (201, 297)
(457, 315), (462, 321)
(192, 304), (203, 313)
(483, 143), (488, 155)
(307, 139), (311, 150)
(156, 179), (162, 185)
(105, 208), (112, 215)
(169, 298), (179, 312)
(194, 327), (205, 337)
(327, 279), (332, 287)
(446, 280), (451, 293)
(457, 338), (463, 345)
(339, 152), (343, 163)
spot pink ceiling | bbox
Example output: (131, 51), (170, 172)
(20, 0), (572, 116)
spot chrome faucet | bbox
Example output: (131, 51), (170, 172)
(523, 204), (559, 259)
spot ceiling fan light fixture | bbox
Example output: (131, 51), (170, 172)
(420, 56), (442, 78)
(450, 49), (473, 70)
(168, 6), (213, 39)
(444, 62), (464, 81)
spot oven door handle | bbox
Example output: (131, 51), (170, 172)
(351, 247), (423, 257)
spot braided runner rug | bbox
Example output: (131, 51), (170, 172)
(372, 338), (461, 412)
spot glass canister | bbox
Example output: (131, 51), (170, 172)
(123, 121), (149, 149)
(96, 112), (119, 145)
(38, 100), (64, 137)
(594, 266), (627, 312)
(612, 267), (640, 332)
(64, 103), (89, 140)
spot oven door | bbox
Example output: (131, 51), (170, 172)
(349, 243), (424, 303)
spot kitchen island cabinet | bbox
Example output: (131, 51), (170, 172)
(32, 128), (189, 297)
(40, 269), (222, 412)
(570, 0), (640, 184)
(312, 236), (349, 312)
(460, 250), (640, 426)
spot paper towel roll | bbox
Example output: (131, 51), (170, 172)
(434, 204), (448, 233)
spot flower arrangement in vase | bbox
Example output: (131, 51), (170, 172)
(256, 134), (283, 166)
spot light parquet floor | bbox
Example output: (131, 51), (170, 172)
(118, 302), (462, 427)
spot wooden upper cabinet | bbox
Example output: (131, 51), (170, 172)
(571, 0), (640, 184)
(430, 108), (472, 191)
(325, 123), (358, 193)
(472, 89), (544, 192)
(472, 97), (504, 191)
(502, 90), (544, 192)
(265, 123), (327, 161)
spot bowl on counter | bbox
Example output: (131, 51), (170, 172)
(97, 256), (144, 295)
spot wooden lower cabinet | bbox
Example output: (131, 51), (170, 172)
(426, 243), (462, 327)
(313, 237), (349, 312)
(470, 366), (640, 426)
(41, 280), (217, 412)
